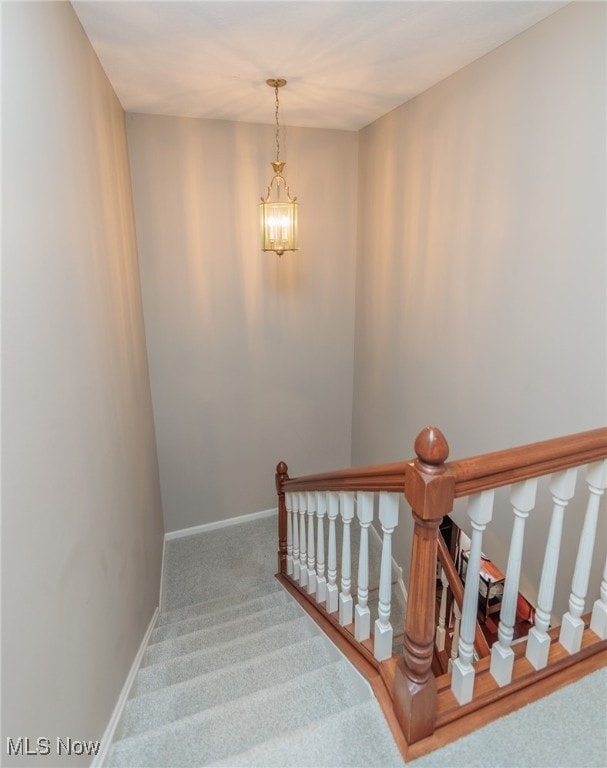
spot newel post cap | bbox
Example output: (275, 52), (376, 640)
(405, 426), (454, 520)
(275, 461), (289, 493)
(414, 426), (449, 470)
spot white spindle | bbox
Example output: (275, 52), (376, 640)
(590, 551), (607, 640)
(374, 492), (399, 661)
(326, 492), (339, 613)
(449, 601), (462, 671)
(316, 492), (327, 605)
(452, 490), (495, 704)
(286, 492), (294, 576)
(339, 492), (355, 626)
(560, 460), (607, 653)
(355, 491), (374, 642)
(292, 493), (300, 582)
(299, 492), (308, 588)
(435, 567), (448, 652)
(490, 478), (538, 687)
(526, 468), (578, 669)
(306, 491), (317, 595)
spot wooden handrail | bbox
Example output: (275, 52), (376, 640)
(282, 461), (408, 493)
(282, 428), (607, 497)
(450, 427), (607, 497)
(436, 534), (490, 659)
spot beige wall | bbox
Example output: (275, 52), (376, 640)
(127, 114), (358, 532)
(2, 3), (164, 763)
(353, 2), (607, 607)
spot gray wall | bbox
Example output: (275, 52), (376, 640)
(353, 2), (607, 605)
(126, 114), (358, 532)
(2, 3), (165, 763)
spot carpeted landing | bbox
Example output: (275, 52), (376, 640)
(108, 516), (405, 767)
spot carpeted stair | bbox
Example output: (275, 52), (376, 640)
(108, 534), (404, 767)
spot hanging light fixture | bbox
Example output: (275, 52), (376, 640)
(260, 78), (299, 256)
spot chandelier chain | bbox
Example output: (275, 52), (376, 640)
(274, 84), (280, 163)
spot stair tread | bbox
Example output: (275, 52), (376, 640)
(108, 660), (371, 767)
(209, 698), (404, 767)
(151, 590), (290, 644)
(142, 602), (303, 667)
(120, 634), (338, 739)
(133, 615), (316, 697)
(157, 582), (285, 626)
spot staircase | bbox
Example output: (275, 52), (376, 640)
(108, 519), (404, 767)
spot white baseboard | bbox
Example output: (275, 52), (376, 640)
(92, 606), (158, 768)
(158, 534), (167, 614)
(164, 507), (278, 541)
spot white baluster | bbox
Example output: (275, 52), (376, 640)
(560, 460), (607, 653)
(286, 492), (294, 576)
(490, 479), (538, 687)
(590, 551), (607, 640)
(339, 492), (355, 626)
(299, 492), (308, 588)
(355, 492), (374, 642)
(373, 492), (399, 661)
(326, 492), (339, 613)
(316, 491), (327, 605)
(526, 468), (578, 669)
(306, 491), (317, 594)
(449, 601), (462, 671)
(452, 490), (495, 704)
(435, 567), (448, 652)
(292, 493), (300, 582)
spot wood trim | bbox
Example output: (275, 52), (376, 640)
(434, 618), (606, 722)
(405, 647), (607, 761)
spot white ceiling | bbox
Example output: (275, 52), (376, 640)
(73, 1), (568, 131)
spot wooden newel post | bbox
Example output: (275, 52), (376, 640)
(275, 461), (289, 574)
(393, 427), (455, 744)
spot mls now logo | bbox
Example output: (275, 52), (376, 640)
(6, 738), (51, 756)
(7, 737), (101, 757)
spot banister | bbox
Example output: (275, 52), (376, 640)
(436, 533), (490, 659)
(278, 429), (607, 498)
(281, 461), (408, 493)
(450, 427), (607, 497)
(275, 424), (607, 748)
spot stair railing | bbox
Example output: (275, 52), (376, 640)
(275, 425), (607, 750)
(396, 425), (607, 745)
(276, 460), (407, 664)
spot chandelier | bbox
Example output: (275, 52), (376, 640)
(260, 78), (299, 256)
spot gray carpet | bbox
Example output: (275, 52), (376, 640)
(108, 515), (404, 767)
(109, 514), (607, 767)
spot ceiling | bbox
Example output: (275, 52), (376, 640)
(73, 1), (568, 132)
